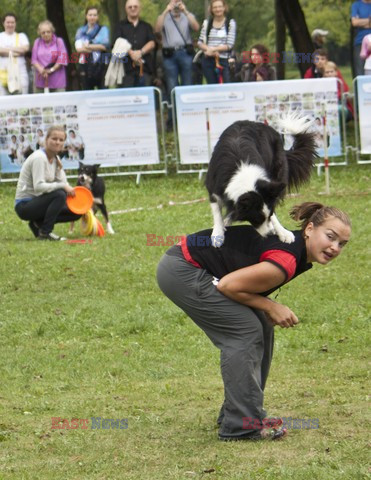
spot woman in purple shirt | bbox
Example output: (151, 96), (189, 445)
(32, 20), (68, 93)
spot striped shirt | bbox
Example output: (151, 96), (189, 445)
(198, 18), (236, 59)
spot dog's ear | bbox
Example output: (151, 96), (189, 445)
(256, 179), (286, 201)
(78, 161), (84, 168)
(93, 164), (100, 172)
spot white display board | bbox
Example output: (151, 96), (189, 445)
(174, 78), (341, 165)
(0, 87), (160, 174)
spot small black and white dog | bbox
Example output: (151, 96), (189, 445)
(205, 113), (317, 247)
(70, 162), (114, 234)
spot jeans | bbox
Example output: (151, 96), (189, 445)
(15, 189), (81, 234)
(201, 56), (231, 84)
(163, 48), (193, 126)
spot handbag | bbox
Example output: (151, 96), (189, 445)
(7, 50), (21, 94)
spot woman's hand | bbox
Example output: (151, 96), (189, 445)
(205, 46), (217, 57)
(266, 302), (299, 328)
(64, 185), (76, 197)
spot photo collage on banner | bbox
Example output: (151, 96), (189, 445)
(0, 88), (160, 174)
(174, 78), (341, 165)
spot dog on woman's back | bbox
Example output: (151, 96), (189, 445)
(69, 162), (114, 234)
(205, 113), (317, 247)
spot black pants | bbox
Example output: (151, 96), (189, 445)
(15, 189), (81, 235)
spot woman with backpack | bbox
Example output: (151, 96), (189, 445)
(75, 5), (110, 90)
(197, 0), (236, 84)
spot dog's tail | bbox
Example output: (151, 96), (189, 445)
(277, 112), (318, 191)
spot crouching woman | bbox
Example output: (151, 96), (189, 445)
(15, 126), (81, 240)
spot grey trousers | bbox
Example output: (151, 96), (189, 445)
(156, 248), (274, 439)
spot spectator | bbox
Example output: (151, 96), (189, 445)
(17, 134), (33, 165)
(234, 44), (276, 82)
(323, 61), (354, 121)
(351, 0), (371, 77)
(0, 13), (30, 95)
(75, 6), (110, 90)
(311, 29), (329, 50)
(32, 20), (68, 93)
(113, 0), (155, 87)
(304, 48), (328, 78)
(360, 33), (371, 75)
(155, 0), (199, 130)
(14, 126), (81, 241)
(197, 0), (236, 84)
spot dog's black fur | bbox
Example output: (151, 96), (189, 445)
(205, 118), (318, 245)
(71, 162), (114, 234)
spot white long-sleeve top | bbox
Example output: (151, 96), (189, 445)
(15, 149), (68, 202)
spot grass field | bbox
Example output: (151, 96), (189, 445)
(0, 147), (370, 479)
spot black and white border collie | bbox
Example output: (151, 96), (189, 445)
(205, 113), (317, 247)
(70, 163), (114, 235)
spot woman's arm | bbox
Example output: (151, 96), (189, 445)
(217, 261), (299, 328)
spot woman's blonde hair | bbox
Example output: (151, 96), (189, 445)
(37, 20), (55, 35)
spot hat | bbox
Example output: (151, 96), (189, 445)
(311, 29), (329, 39)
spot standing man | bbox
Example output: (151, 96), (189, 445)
(351, 0), (371, 77)
(113, 0), (155, 87)
(155, 1), (199, 130)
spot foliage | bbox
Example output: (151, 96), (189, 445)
(0, 148), (370, 478)
(0, 1), (355, 60)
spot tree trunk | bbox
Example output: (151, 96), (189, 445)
(275, 0), (286, 80)
(45, 0), (79, 90)
(276, 0), (313, 78)
(101, 0), (120, 43)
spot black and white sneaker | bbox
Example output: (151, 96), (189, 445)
(38, 231), (66, 241)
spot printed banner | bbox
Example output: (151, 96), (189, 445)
(0, 87), (160, 174)
(356, 75), (371, 154)
(174, 78), (341, 165)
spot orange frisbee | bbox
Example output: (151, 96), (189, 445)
(67, 186), (94, 214)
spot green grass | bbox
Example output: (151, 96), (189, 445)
(0, 155), (370, 479)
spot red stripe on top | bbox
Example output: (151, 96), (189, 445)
(180, 236), (202, 268)
(260, 250), (297, 281)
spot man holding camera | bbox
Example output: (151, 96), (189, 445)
(155, 1), (199, 129)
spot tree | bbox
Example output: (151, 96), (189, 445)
(276, 0), (313, 77)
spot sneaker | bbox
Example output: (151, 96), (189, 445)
(38, 231), (66, 241)
(28, 221), (40, 238)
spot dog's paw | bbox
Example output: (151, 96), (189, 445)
(106, 223), (115, 235)
(211, 228), (225, 248)
(278, 229), (295, 244)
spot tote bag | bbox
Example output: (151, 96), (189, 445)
(7, 50), (21, 93)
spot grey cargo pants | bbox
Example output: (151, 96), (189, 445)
(157, 247), (274, 439)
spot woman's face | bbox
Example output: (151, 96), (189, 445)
(86, 9), (98, 26)
(69, 131), (76, 138)
(211, 1), (226, 18)
(305, 217), (351, 264)
(45, 131), (66, 154)
(39, 24), (53, 43)
(3, 16), (16, 34)
(251, 48), (262, 65)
